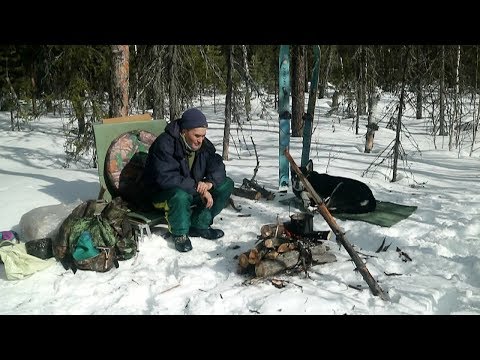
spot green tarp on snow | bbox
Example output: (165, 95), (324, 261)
(333, 201), (417, 227)
(279, 196), (417, 227)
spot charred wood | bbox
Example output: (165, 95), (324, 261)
(233, 187), (261, 200)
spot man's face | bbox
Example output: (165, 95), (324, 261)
(182, 127), (207, 151)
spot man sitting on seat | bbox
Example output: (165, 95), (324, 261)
(142, 108), (234, 252)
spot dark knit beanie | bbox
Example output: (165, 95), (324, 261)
(179, 108), (208, 130)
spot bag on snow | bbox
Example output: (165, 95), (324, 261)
(53, 197), (138, 273)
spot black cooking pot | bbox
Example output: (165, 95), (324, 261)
(288, 212), (313, 235)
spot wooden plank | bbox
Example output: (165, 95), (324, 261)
(102, 113), (152, 124)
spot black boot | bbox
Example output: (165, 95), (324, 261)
(172, 235), (193, 252)
(189, 227), (224, 240)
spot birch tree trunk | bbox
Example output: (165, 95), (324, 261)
(111, 45), (129, 117)
(355, 45), (365, 135)
(304, 49), (309, 93)
(365, 97), (378, 153)
(358, 46), (367, 116)
(133, 45), (139, 113)
(439, 45), (446, 136)
(133, 45), (146, 114)
(470, 46), (479, 157)
(453, 45), (461, 150)
(223, 45), (234, 161)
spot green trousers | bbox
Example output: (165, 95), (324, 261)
(151, 177), (234, 236)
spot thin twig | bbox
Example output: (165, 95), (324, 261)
(249, 136), (259, 183)
(384, 272), (403, 277)
(159, 283), (181, 294)
(355, 250), (378, 259)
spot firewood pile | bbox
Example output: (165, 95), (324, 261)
(238, 212), (337, 278)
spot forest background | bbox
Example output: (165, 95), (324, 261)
(1, 45), (477, 172)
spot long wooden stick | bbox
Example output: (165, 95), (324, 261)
(284, 149), (390, 301)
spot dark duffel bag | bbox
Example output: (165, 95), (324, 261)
(25, 237), (53, 259)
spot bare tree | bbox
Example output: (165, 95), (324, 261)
(241, 45), (251, 121)
(223, 45), (234, 161)
(167, 45), (180, 121)
(364, 46), (378, 153)
(415, 46), (423, 119)
(198, 45), (226, 115)
(318, 45), (333, 99)
(392, 47), (410, 182)
(439, 45), (446, 136)
(301, 45), (320, 167)
(355, 45), (367, 135)
(152, 45), (166, 120)
(4, 58), (21, 130)
(111, 45), (129, 117)
(359, 45), (367, 116)
(452, 44), (461, 150)
(304, 49), (309, 93)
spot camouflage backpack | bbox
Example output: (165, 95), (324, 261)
(105, 130), (156, 212)
(53, 197), (138, 273)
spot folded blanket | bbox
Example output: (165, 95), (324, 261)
(0, 241), (56, 280)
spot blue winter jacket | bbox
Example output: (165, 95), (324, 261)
(142, 120), (226, 195)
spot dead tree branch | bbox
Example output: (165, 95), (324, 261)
(250, 136), (259, 183)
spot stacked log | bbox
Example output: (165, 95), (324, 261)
(238, 223), (336, 278)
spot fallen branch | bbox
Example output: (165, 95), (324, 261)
(384, 272), (403, 277)
(242, 178), (275, 200)
(284, 148), (390, 302)
(233, 187), (261, 200)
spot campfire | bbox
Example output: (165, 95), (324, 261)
(238, 212), (337, 278)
